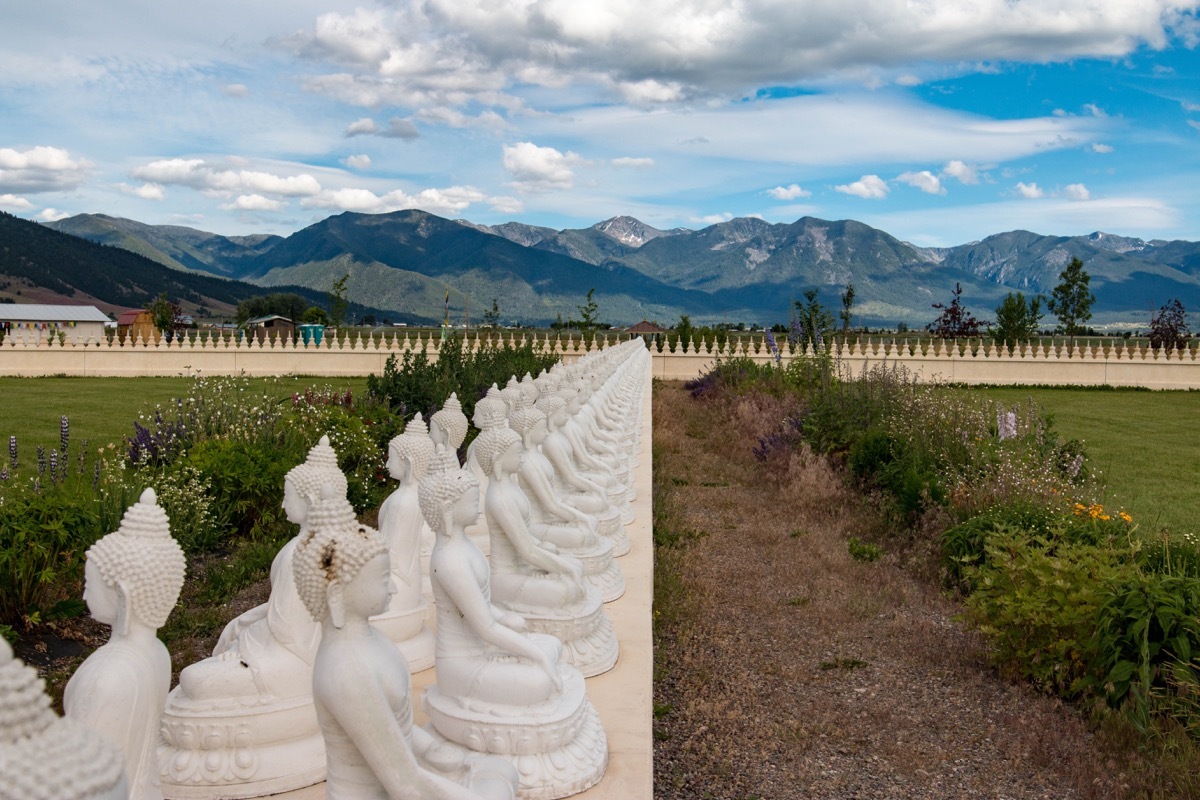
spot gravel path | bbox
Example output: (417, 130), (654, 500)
(652, 383), (1120, 800)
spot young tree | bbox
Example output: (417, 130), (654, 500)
(146, 292), (183, 342)
(1148, 298), (1191, 350)
(328, 273), (350, 328)
(674, 314), (695, 348)
(992, 291), (1044, 348)
(1048, 257), (1095, 338)
(927, 283), (983, 339)
(792, 289), (834, 348)
(840, 283), (856, 335)
(483, 298), (501, 328)
(301, 306), (331, 325)
(577, 288), (600, 331)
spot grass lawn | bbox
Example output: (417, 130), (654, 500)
(963, 387), (1200, 536)
(0, 375), (372, 457)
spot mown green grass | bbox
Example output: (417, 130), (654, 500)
(0, 376), (372, 456)
(965, 387), (1200, 536)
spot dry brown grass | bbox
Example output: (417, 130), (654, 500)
(652, 380), (1126, 800)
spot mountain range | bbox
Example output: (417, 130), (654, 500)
(35, 210), (1200, 327)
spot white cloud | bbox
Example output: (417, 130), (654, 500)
(416, 107), (508, 130)
(489, 195), (523, 214)
(896, 170), (945, 195)
(221, 194), (284, 211)
(941, 160), (979, 184)
(343, 117), (419, 139)
(1182, 100), (1200, 112)
(1091, 143), (1114, 153)
(343, 154), (371, 170)
(37, 207), (70, 222)
(1189, 119), (1200, 132)
(345, 118), (379, 137)
(835, 174), (889, 199)
(612, 157), (655, 169)
(767, 183), (811, 200)
(1016, 181), (1044, 198)
(221, 83), (249, 97)
(0, 194), (33, 210)
(288, 1), (1196, 107)
(502, 142), (581, 192)
(118, 182), (165, 200)
(1082, 103), (1108, 117)
(0, 146), (91, 193)
(1063, 183), (1090, 201)
(131, 158), (322, 197)
(691, 212), (734, 225)
(300, 184), (489, 215)
(895, 74), (922, 87)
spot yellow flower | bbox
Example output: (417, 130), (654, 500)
(1119, 511), (1133, 523)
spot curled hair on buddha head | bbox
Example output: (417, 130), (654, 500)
(418, 445), (479, 534)
(474, 425), (522, 477)
(430, 393), (468, 449)
(500, 377), (523, 413)
(292, 484), (388, 622)
(388, 413), (436, 481)
(535, 395), (567, 421)
(472, 385), (509, 432)
(285, 435), (348, 505)
(0, 638), (127, 799)
(87, 488), (186, 631)
(509, 405), (545, 438)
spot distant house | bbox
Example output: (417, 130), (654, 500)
(245, 314), (296, 343)
(0, 304), (111, 344)
(625, 320), (666, 341)
(116, 309), (158, 344)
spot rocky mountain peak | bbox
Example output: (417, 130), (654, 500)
(1086, 231), (1147, 254)
(593, 216), (667, 247)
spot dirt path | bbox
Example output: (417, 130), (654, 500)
(652, 382), (1122, 800)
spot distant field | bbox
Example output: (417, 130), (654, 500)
(963, 387), (1200, 536)
(0, 375), (372, 456)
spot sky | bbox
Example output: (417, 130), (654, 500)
(2, 1), (1199, 247)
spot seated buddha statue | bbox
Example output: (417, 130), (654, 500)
(64, 488), (186, 800)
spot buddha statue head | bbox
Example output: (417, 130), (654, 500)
(473, 424), (523, 480)
(508, 405), (547, 446)
(430, 393), (468, 450)
(418, 447), (480, 536)
(471, 386), (509, 433)
(386, 413), (436, 484)
(535, 395), (568, 431)
(293, 485), (391, 627)
(0, 638), (127, 800)
(500, 377), (523, 414)
(85, 488), (186, 636)
(283, 435), (348, 526)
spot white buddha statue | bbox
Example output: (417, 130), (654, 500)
(2, 637), (128, 800)
(431, 393), (489, 553)
(160, 436), (348, 798)
(418, 448), (608, 799)
(65, 488), (186, 800)
(508, 405), (624, 602)
(535, 395), (630, 556)
(474, 421), (618, 676)
(373, 414), (436, 671)
(293, 485), (518, 800)
(551, 386), (632, 524)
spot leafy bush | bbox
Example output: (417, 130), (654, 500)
(186, 438), (299, 543)
(964, 524), (1136, 696)
(848, 429), (942, 519)
(368, 337), (559, 425)
(1085, 572), (1200, 729)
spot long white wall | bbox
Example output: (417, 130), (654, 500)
(1, 332), (1197, 389)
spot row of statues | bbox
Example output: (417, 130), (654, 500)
(1, 339), (649, 800)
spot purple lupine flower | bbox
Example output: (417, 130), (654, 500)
(764, 330), (781, 364)
(8, 435), (15, 469)
(49, 448), (58, 482)
(60, 415), (70, 457)
(0, 466), (8, 481)
(36, 445), (45, 475)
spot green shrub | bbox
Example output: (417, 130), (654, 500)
(847, 429), (942, 519)
(941, 501), (1061, 590)
(0, 486), (105, 627)
(964, 524), (1136, 696)
(1085, 572), (1200, 729)
(187, 438), (299, 543)
(847, 537), (882, 562)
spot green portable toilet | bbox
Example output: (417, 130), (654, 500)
(298, 324), (325, 345)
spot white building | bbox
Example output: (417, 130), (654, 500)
(0, 304), (112, 344)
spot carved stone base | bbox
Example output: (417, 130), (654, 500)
(371, 599), (436, 673)
(159, 692), (323, 799)
(572, 539), (624, 603)
(423, 666), (608, 800)
(517, 596), (618, 678)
